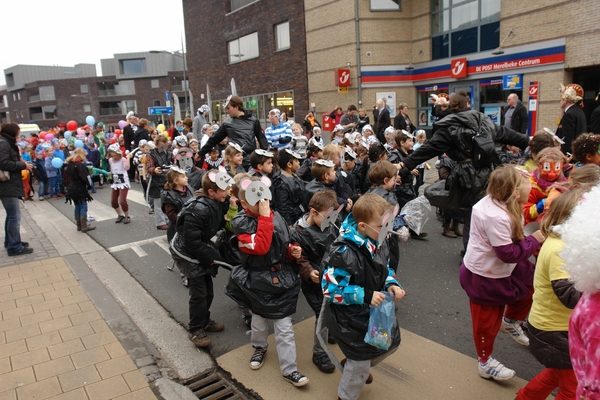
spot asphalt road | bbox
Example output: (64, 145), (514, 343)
(47, 180), (545, 381)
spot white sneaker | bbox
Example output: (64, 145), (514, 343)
(500, 318), (529, 346)
(478, 357), (515, 381)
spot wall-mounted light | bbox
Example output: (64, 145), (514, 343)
(405, 50), (424, 70)
(492, 28), (515, 55)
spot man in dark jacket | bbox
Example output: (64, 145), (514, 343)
(589, 103), (600, 134)
(123, 112), (138, 181)
(0, 123), (34, 256)
(198, 96), (268, 170)
(501, 93), (528, 135)
(398, 91), (530, 254)
(556, 84), (587, 154)
(374, 99), (390, 144)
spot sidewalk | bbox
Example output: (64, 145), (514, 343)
(0, 257), (155, 399)
(1, 200), (213, 399)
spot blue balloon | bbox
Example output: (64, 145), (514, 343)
(85, 115), (95, 126)
(51, 158), (63, 169)
(64, 131), (72, 139)
(74, 140), (84, 148)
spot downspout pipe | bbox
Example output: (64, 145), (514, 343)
(355, 0), (362, 107)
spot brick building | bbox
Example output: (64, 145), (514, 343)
(305, 0), (600, 136)
(0, 52), (187, 130)
(183, 0), (309, 126)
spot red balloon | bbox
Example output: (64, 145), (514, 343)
(66, 120), (78, 131)
(114, 129), (122, 136)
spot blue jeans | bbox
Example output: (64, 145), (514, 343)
(1, 197), (24, 254)
(49, 176), (60, 196)
(38, 180), (48, 198)
(74, 201), (88, 217)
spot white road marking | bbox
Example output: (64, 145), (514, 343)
(107, 236), (170, 257)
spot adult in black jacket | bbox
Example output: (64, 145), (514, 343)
(393, 103), (417, 133)
(133, 118), (151, 149)
(556, 84), (587, 154)
(398, 91), (530, 253)
(0, 123), (34, 256)
(589, 104), (600, 134)
(374, 99), (390, 144)
(198, 96), (268, 170)
(501, 94), (528, 135)
(123, 113), (138, 181)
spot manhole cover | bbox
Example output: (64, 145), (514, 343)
(183, 369), (256, 400)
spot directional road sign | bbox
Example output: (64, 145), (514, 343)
(148, 107), (173, 115)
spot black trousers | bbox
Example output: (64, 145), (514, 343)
(188, 274), (214, 333)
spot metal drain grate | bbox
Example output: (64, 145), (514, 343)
(183, 369), (254, 400)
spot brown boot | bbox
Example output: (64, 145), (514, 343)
(451, 220), (463, 236)
(189, 329), (211, 347)
(80, 216), (96, 233)
(75, 215), (81, 232)
(442, 222), (457, 238)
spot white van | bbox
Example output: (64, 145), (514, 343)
(18, 124), (41, 138)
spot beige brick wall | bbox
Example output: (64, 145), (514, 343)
(523, 69), (569, 132)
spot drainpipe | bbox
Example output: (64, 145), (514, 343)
(355, 0), (362, 107)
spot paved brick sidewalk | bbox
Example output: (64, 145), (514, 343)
(0, 257), (156, 400)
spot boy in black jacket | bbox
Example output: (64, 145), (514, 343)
(225, 176), (309, 387)
(170, 170), (233, 348)
(322, 194), (406, 400)
(273, 149), (305, 226)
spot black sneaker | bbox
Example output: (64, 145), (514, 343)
(8, 247), (34, 257)
(115, 215), (126, 223)
(327, 332), (337, 344)
(123, 216), (131, 224)
(282, 371), (309, 387)
(249, 347), (267, 370)
(312, 353), (335, 373)
(242, 314), (252, 328)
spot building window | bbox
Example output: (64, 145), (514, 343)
(151, 79), (159, 89)
(83, 104), (91, 113)
(370, 0), (401, 11)
(228, 32), (259, 64)
(118, 80), (136, 95)
(80, 84), (89, 93)
(121, 100), (137, 115)
(17, 93), (20, 101)
(39, 86), (56, 101)
(153, 100), (161, 106)
(274, 22), (290, 51)
(431, 0), (500, 59)
(119, 58), (147, 75)
(2, 95), (7, 108)
(5, 73), (14, 87)
(12, 94), (16, 101)
(42, 105), (57, 120)
(230, 0), (259, 12)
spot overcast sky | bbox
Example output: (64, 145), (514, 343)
(0, 0), (185, 86)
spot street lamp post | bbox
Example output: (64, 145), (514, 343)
(150, 48), (189, 118)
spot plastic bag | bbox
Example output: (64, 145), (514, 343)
(364, 292), (396, 351)
(400, 196), (431, 235)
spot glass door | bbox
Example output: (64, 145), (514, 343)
(449, 81), (480, 112)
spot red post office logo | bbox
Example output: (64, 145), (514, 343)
(529, 86), (538, 96)
(450, 58), (468, 79)
(336, 68), (351, 87)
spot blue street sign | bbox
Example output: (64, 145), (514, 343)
(148, 106), (173, 115)
(165, 91), (170, 101)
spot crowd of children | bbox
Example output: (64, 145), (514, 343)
(14, 108), (600, 400)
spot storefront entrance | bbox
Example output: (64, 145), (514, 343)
(449, 81), (480, 111)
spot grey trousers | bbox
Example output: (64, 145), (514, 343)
(251, 315), (297, 376)
(152, 197), (167, 226)
(338, 347), (398, 400)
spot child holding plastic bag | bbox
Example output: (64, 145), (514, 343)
(321, 194), (405, 400)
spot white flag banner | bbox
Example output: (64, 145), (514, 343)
(206, 84), (212, 122)
(230, 78), (237, 96)
(173, 93), (182, 122)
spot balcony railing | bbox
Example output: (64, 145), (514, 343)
(99, 107), (124, 116)
(28, 95), (41, 103)
(98, 89), (135, 97)
(30, 113), (43, 120)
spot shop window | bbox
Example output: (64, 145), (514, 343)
(274, 22), (290, 51)
(370, 0), (401, 11)
(431, 0), (499, 59)
(228, 32), (259, 64)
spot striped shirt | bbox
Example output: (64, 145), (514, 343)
(265, 122), (293, 150)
